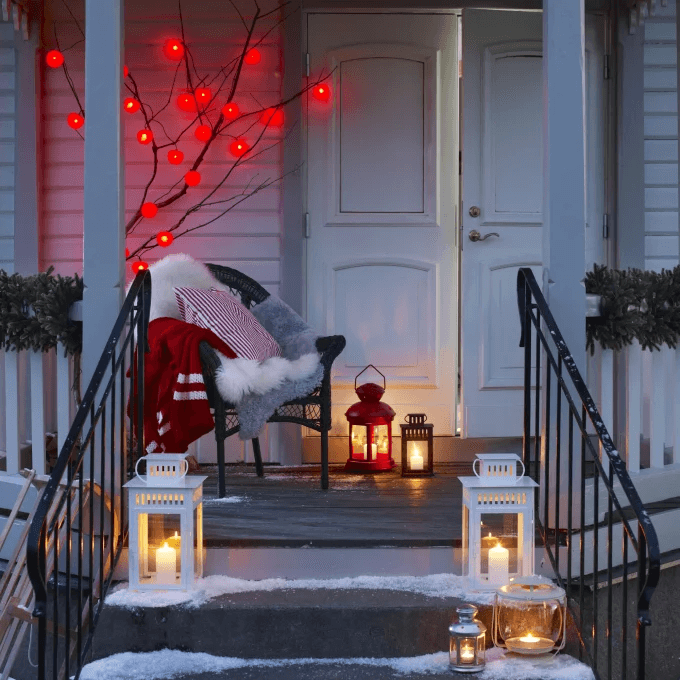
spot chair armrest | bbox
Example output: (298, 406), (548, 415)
(315, 335), (346, 373)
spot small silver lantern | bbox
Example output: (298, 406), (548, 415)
(449, 604), (486, 672)
(124, 454), (207, 591)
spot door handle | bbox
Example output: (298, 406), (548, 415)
(468, 229), (500, 242)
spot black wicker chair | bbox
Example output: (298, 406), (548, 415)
(198, 264), (346, 495)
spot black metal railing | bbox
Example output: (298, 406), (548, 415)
(517, 268), (660, 680)
(26, 270), (151, 680)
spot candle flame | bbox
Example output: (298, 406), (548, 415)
(488, 532), (492, 538)
(163, 542), (169, 549)
(496, 541), (502, 549)
(174, 531), (179, 538)
(519, 633), (540, 643)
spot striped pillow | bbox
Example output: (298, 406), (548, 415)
(173, 287), (282, 361)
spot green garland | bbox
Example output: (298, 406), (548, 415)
(0, 267), (83, 355)
(585, 264), (680, 354)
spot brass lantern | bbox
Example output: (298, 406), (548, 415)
(400, 414), (434, 476)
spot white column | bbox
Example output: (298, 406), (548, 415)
(82, 0), (125, 388)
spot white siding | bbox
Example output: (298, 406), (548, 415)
(644, 7), (680, 269)
(0, 23), (14, 274)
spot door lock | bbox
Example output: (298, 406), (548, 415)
(468, 229), (500, 242)
(468, 206), (481, 217)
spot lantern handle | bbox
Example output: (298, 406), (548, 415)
(355, 364), (385, 392)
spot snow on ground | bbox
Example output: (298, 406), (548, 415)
(105, 573), (496, 608)
(202, 495), (247, 505)
(80, 648), (595, 680)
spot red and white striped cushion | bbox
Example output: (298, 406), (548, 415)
(173, 287), (281, 361)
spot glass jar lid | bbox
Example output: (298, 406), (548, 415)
(497, 575), (566, 601)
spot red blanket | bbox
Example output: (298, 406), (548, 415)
(129, 317), (237, 454)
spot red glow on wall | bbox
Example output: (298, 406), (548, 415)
(67, 113), (84, 130)
(125, 247), (130, 258)
(157, 231), (174, 247)
(124, 65), (129, 78)
(244, 48), (261, 65)
(168, 149), (184, 165)
(137, 129), (153, 145)
(195, 125), (212, 142)
(260, 107), (284, 127)
(132, 261), (148, 273)
(124, 98), (141, 114)
(177, 93), (197, 112)
(195, 88), (211, 107)
(184, 170), (201, 186)
(312, 84), (331, 102)
(229, 139), (250, 157)
(46, 50), (64, 68)
(222, 102), (240, 119)
(163, 39), (185, 61)
(141, 202), (158, 218)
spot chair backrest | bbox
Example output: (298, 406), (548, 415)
(206, 264), (270, 310)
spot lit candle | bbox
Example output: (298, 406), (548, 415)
(363, 443), (377, 459)
(156, 542), (176, 585)
(460, 641), (475, 663)
(410, 446), (424, 471)
(168, 530), (181, 547)
(519, 633), (541, 644)
(488, 542), (509, 586)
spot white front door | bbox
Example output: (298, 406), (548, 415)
(306, 13), (459, 436)
(460, 9), (543, 437)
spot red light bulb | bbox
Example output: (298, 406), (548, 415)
(260, 107), (284, 127)
(163, 39), (185, 61)
(141, 202), (158, 218)
(67, 112), (84, 130)
(177, 93), (197, 113)
(157, 231), (173, 247)
(132, 261), (148, 274)
(229, 139), (250, 157)
(124, 65), (129, 78)
(244, 48), (261, 65)
(124, 98), (140, 114)
(222, 102), (240, 119)
(125, 247), (130, 258)
(184, 170), (201, 186)
(195, 87), (211, 106)
(167, 149), (184, 165)
(137, 129), (153, 145)
(312, 84), (331, 102)
(195, 125), (212, 142)
(46, 50), (64, 68)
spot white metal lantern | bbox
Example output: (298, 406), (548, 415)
(124, 454), (207, 590)
(459, 453), (538, 590)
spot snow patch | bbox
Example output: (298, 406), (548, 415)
(80, 648), (594, 679)
(105, 573), (495, 609)
(203, 495), (247, 505)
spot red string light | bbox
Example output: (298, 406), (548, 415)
(244, 48), (261, 65)
(132, 261), (148, 274)
(137, 129), (153, 145)
(163, 39), (184, 61)
(195, 88), (212, 107)
(124, 65), (129, 78)
(177, 93), (197, 112)
(312, 84), (331, 102)
(229, 139), (250, 157)
(124, 98), (140, 114)
(195, 125), (212, 142)
(46, 50), (64, 68)
(184, 170), (201, 186)
(167, 149), (184, 165)
(141, 202), (158, 218)
(157, 231), (174, 247)
(67, 113), (84, 130)
(222, 102), (240, 119)
(260, 107), (284, 127)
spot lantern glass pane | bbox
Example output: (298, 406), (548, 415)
(406, 440), (426, 470)
(375, 424), (390, 454)
(462, 505), (470, 578)
(480, 513), (518, 585)
(497, 598), (562, 653)
(450, 637), (477, 665)
(194, 504), (203, 578)
(140, 513), (181, 587)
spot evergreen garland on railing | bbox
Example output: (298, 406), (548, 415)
(0, 268), (83, 355)
(585, 264), (680, 353)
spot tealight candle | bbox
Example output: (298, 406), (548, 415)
(488, 542), (509, 586)
(363, 443), (377, 459)
(156, 542), (176, 585)
(460, 641), (475, 663)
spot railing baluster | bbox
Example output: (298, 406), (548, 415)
(30, 350), (46, 475)
(65, 463), (72, 680)
(544, 367), (551, 539)
(622, 530), (628, 680)
(649, 349), (665, 468)
(555, 356), (562, 574)
(607, 458), (613, 680)
(626, 342), (642, 474)
(637, 528), (648, 680)
(534, 309), (541, 513)
(567, 410), (574, 592)
(674, 345), (680, 467)
(5, 351), (20, 475)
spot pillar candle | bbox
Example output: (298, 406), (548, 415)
(410, 446), (424, 470)
(488, 543), (509, 586)
(156, 542), (176, 585)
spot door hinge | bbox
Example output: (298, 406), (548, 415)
(305, 212), (310, 238)
(603, 213), (609, 239)
(604, 54), (610, 80)
(306, 53), (310, 78)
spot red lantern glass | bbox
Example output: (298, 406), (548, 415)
(222, 102), (240, 119)
(229, 139), (249, 157)
(67, 113), (84, 130)
(344, 365), (396, 472)
(124, 98), (140, 114)
(260, 107), (284, 127)
(195, 125), (212, 142)
(244, 48), (261, 65)
(141, 202), (158, 218)
(157, 231), (173, 247)
(184, 170), (201, 186)
(46, 50), (64, 68)
(163, 39), (184, 61)
(137, 129), (153, 145)
(312, 84), (331, 102)
(167, 149), (184, 165)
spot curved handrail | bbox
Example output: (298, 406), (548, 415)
(516, 267), (660, 624)
(26, 270), (151, 616)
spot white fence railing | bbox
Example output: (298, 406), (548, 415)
(0, 348), (76, 476)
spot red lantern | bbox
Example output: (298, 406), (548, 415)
(195, 125), (212, 142)
(184, 170), (201, 187)
(195, 87), (211, 107)
(46, 50), (64, 68)
(222, 102), (240, 119)
(163, 39), (184, 61)
(345, 365), (396, 472)
(67, 112), (84, 130)
(125, 247), (130, 258)
(229, 139), (249, 157)
(177, 93), (197, 113)
(124, 98), (141, 114)
(312, 84), (331, 102)
(157, 231), (173, 247)
(260, 107), (284, 127)
(244, 48), (261, 65)
(124, 65), (129, 78)
(141, 202), (158, 218)
(167, 149), (184, 165)
(132, 261), (148, 274)
(137, 129), (153, 145)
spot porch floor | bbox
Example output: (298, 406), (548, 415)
(199, 463), (470, 548)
